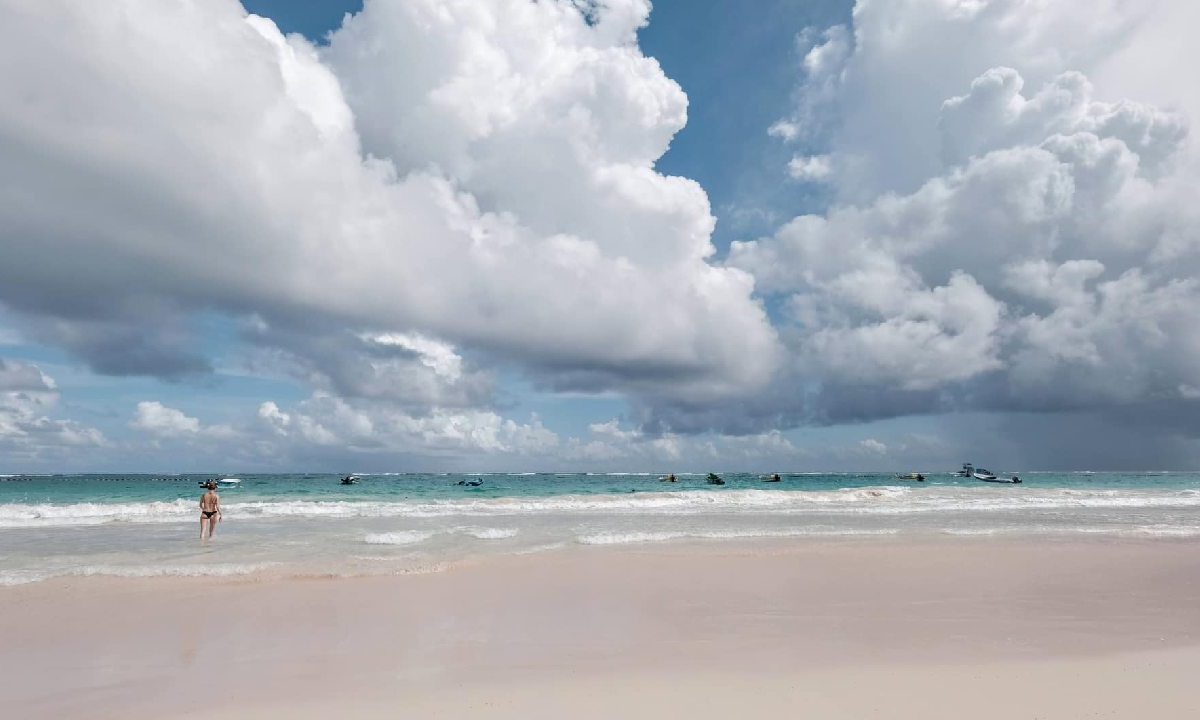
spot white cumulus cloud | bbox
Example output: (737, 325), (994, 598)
(0, 0), (779, 411)
(0, 359), (105, 459)
(132, 401), (237, 441)
(255, 394), (559, 457)
(724, 0), (1200, 459)
(786, 154), (833, 182)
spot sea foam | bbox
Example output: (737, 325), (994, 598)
(6, 486), (1200, 528)
(363, 531), (433, 545)
(576, 527), (900, 545)
(454, 526), (519, 539)
(0, 562), (275, 586)
(361, 527), (518, 545)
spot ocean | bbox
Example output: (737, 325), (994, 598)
(2, 471), (1199, 585)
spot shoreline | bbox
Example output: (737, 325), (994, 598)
(5, 529), (1199, 587)
(5, 537), (1200, 718)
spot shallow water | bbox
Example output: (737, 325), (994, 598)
(2, 471), (1198, 584)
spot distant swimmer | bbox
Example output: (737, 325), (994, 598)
(199, 481), (221, 540)
(764, 473), (782, 483)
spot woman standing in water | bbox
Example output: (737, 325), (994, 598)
(199, 481), (221, 540)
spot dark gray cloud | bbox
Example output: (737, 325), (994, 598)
(980, 408), (1200, 471)
(21, 316), (211, 379)
(241, 318), (497, 410)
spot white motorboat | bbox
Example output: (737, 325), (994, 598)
(199, 477), (241, 487)
(958, 464), (1003, 481)
(980, 475), (1022, 484)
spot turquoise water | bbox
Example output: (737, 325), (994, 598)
(2, 471), (1199, 585)
(4, 470), (1196, 506)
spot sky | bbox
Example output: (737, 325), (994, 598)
(2, 0), (1200, 472)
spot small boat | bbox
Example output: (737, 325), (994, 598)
(763, 474), (782, 483)
(706, 473), (725, 485)
(340, 475), (357, 485)
(896, 473), (925, 482)
(956, 463), (974, 477)
(456, 478), (484, 487)
(199, 477), (240, 487)
(660, 474), (678, 483)
(972, 468), (998, 481)
(980, 475), (1022, 484)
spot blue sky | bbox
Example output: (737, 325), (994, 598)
(2, 0), (1199, 471)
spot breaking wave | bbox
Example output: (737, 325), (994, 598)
(363, 531), (434, 545)
(6, 486), (1200, 528)
(362, 527), (518, 545)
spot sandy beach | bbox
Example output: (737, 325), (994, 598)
(3, 537), (1199, 719)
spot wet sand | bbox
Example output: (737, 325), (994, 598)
(3, 538), (1200, 719)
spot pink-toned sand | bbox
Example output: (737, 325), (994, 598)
(3, 538), (1200, 719)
